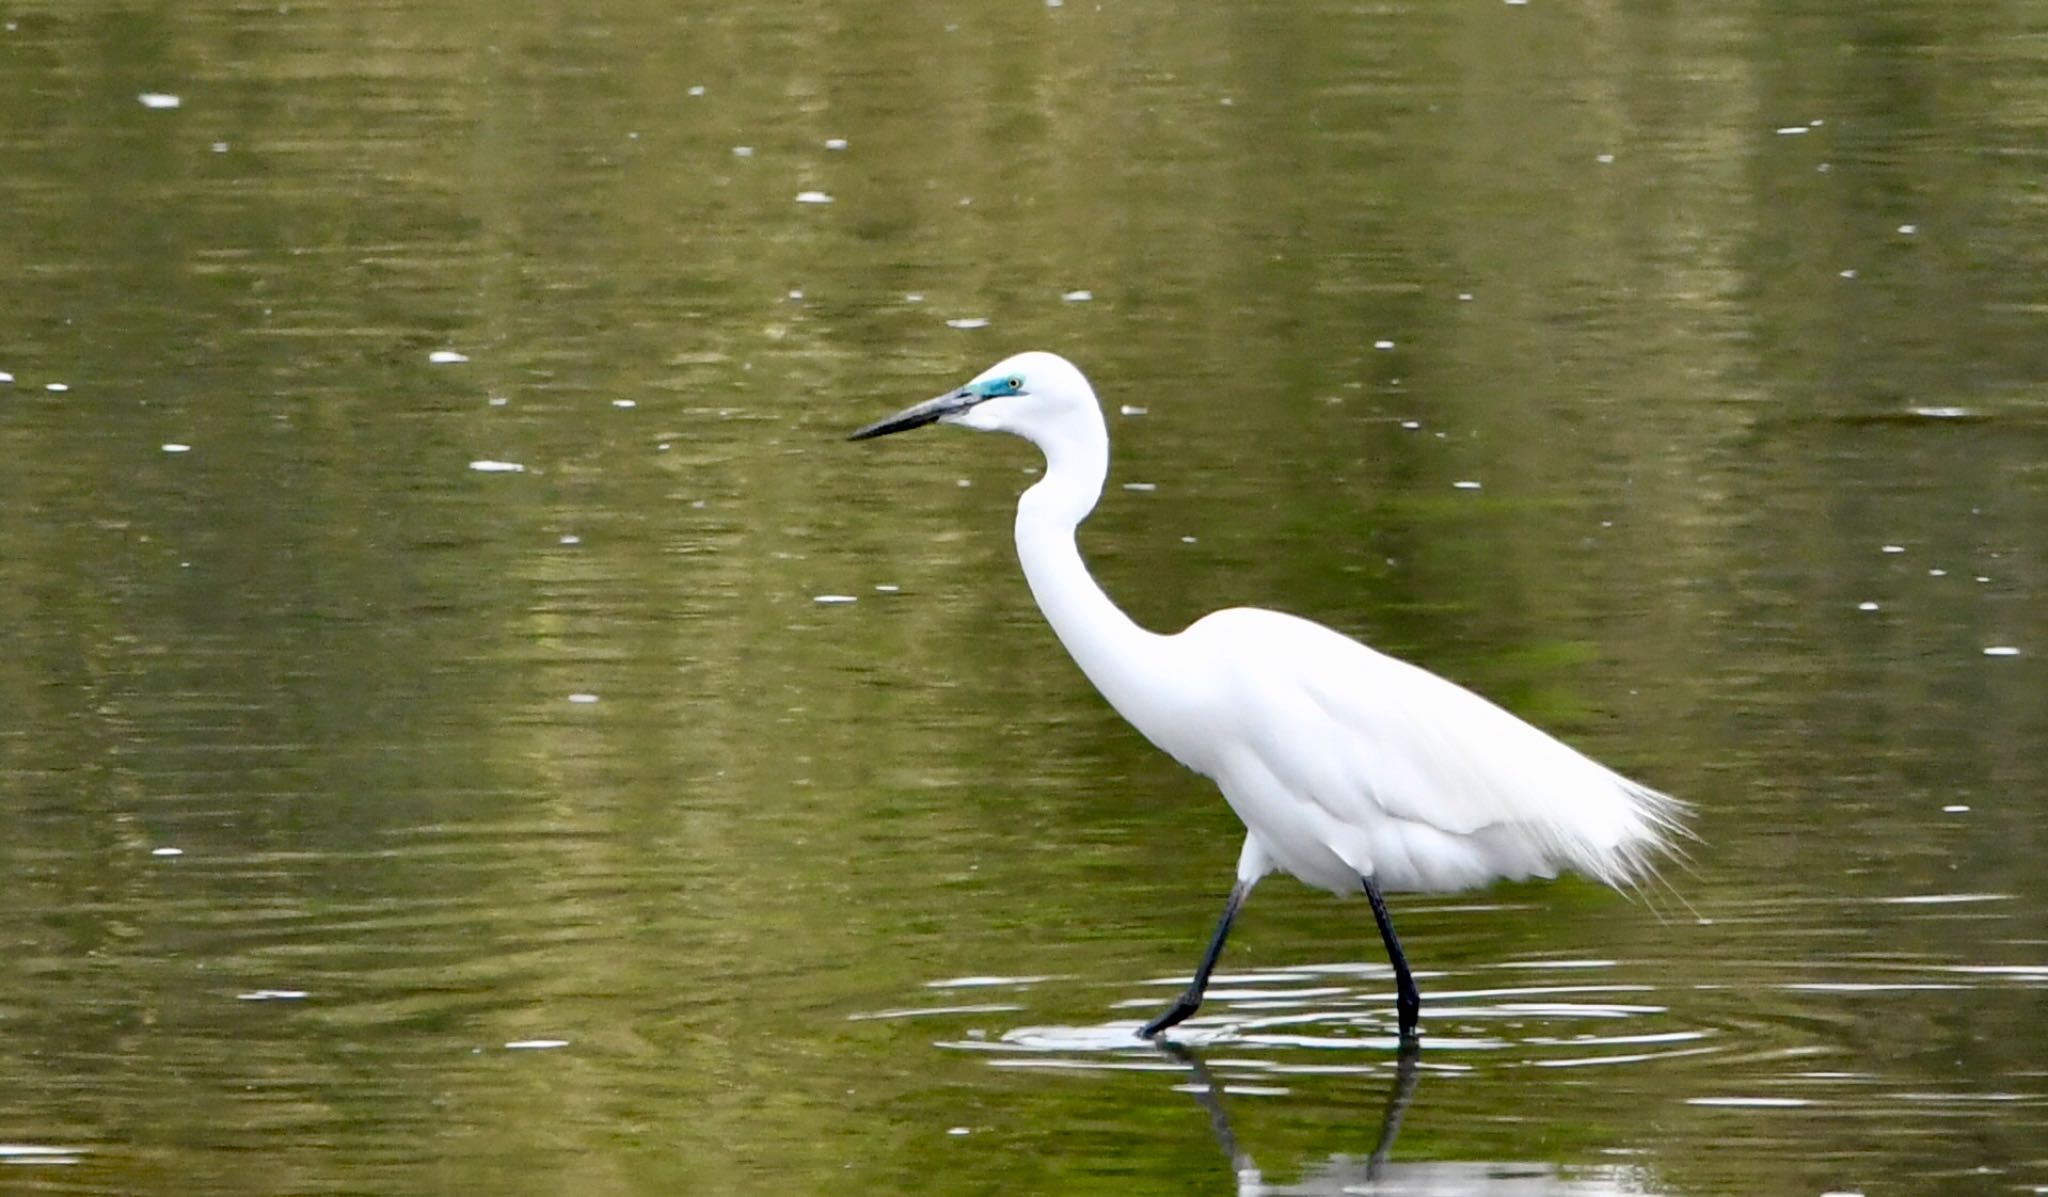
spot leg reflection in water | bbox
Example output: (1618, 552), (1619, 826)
(1158, 1040), (1423, 1191)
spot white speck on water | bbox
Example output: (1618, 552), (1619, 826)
(0, 372), (12, 383)
(1686, 1096), (1812, 1108)
(825, 137), (848, 150)
(567, 693), (599, 704)
(946, 317), (990, 330)
(1374, 339), (1396, 350)
(948, 1127), (972, 1136)
(1595, 153), (1615, 164)
(787, 289), (804, 301)
(1457, 292), (1474, 301)
(795, 190), (833, 204)
(956, 479), (972, 488)
(505, 1039), (569, 1050)
(1123, 482), (1156, 492)
(1775, 125), (1809, 135)
(151, 847), (183, 857)
(1453, 480), (1482, 490)
(162, 443), (191, 453)
(1810, 119), (1825, 127)
(1400, 420), (1421, 430)
(813, 594), (858, 605)
(732, 145), (753, 157)
(1181, 535), (1197, 544)
(1983, 646), (2021, 658)
(138, 92), (181, 109)
(1898, 224), (1918, 235)
(0, 1145), (86, 1163)
(874, 584), (900, 593)
(1975, 576), (1991, 583)
(237, 989), (308, 1001)
(429, 350), (468, 364)
(46, 382), (68, 392)
(1857, 601), (1880, 611)
(1941, 805), (1971, 814)
(559, 535), (581, 545)
(1928, 568), (1946, 576)
(1912, 406), (1970, 419)
(469, 460), (524, 473)
(904, 292), (925, 303)
(211, 141), (228, 153)
(1882, 544), (1904, 554)
(688, 85), (705, 96)
(1062, 289), (1093, 302)
(658, 443), (671, 451)
(612, 399), (636, 408)
(1119, 404), (1148, 416)
(488, 396), (508, 407)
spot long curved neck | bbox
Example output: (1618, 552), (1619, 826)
(1013, 424), (1164, 716)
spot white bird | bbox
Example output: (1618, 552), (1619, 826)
(851, 351), (1687, 1042)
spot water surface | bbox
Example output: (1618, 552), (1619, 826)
(1, 2), (2044, 1194)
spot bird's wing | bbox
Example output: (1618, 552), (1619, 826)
(1184, 607), (1682, 887)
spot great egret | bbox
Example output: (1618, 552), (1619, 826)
(851, 352), (1687, 1042)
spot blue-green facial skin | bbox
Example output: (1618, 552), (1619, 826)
(970, 374), (1025, 399)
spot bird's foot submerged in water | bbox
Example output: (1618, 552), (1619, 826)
(1139, 991), (1203, 1039)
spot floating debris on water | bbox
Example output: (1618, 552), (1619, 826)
(0, 371), (13, 383)
(567, 693), (599, 704)
(946, 317), (990, 330)
(795, 190), (833, 204)
(1453, 480), (1482, 490)
(429, 350), (468, 364)
(825, 137), (848, 150)
(211, 141), (228, 153)
(1400, 420), (1421, 430)
(1062, 289), (1093, 302)
(46, 382), (68, 392)
(1898, 224), (1918, 235)
(1775, 125), (1810, 136)
(1839, 269), (1858, 279)
(1882, 544), (1904, 554)
(612, 399), (636, 408)
(138, 92), (181, 109)
(688, 85), (706, 97)
(1122, 482), (1156, 492)
(1595, 153), (1615, 164)
(162, 443), (191, 453)
(1374, 339), (1396, 350)
(874, 584), (899, 593)
(0, 1144), (85, 1166)
(1857, 601), (1880, 611)
(814, 594), (858, 605)
(505, 1039), (569, 1050)
(1983, 646), (2021, 658)
(559, 535), (581, 545)
(469, 460), (524, 472)
(948, 1127), (972, 1137)
(732, 145), (753, 157)
(1928, 568), (1946, 577)
(238, 989), (308, 1001)
(1943, 805), (1971, 814)
(1119, 404), (1147, 416)
(151, 847), (183, 857)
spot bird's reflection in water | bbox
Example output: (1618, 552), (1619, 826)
(1159, 1042), (1661, 1196)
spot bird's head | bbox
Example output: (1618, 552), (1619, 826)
(849, 351), (1102, 449)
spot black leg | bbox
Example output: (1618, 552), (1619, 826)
(1364, 876), (1420, 1041)
(1141, 881), (1248, 1039)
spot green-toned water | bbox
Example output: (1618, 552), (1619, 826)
(2, 2), (2043, 1194)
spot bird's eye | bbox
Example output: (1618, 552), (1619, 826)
(1005, 376), (1023, 391)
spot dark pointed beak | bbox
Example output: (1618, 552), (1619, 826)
(849, 388), (979, 441)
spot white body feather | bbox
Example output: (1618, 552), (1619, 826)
(961, 350), (1684, 903)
